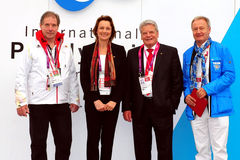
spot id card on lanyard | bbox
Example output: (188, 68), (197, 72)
(45, 45), (63, 88)
(138, 43), (160, 95)
(139, 71), (153, 95)
(49, 69), (62, 87)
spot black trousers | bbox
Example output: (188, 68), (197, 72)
(132, 98), (173, 160)
(29, 103), (72, 160)
(85, 96), (120, 160)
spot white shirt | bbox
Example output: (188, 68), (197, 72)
(143, 44), (157, 97)
(98, 54), (111, 95)
(195, 41), (211, 115)
(143, 44), (157, 73)
(196, 42), (210, 89)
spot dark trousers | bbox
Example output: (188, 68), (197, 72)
(29, 103), (72, 160)
(85, 96), (119, 160)
(132, 98), (173, 160)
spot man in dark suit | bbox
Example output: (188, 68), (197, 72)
(122, 19), (183, 160)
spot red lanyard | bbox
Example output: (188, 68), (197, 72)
(138, 43), (160, 76)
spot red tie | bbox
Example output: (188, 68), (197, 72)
(146, 49), (153, 75)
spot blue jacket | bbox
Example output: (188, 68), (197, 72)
(183, 41), (235, 120)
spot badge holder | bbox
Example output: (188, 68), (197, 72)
(49, 69), (63, 87)
(139, 74), (152, 95)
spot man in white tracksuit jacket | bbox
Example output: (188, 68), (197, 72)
(15, 11), (80, 160)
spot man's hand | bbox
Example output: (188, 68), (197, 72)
(69, 104), (79, 113)
(17, 105), (29, 117)
(123, 110), (132, 122)
(185, 95), (196, 107)
(106, 101), (117, 111)
(196, 88), (207, 99)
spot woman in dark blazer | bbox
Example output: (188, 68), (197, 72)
(80, 15), (126, 160)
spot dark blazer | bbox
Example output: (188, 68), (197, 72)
(123, 43), (183, 121)
(80, 42), (127, 103)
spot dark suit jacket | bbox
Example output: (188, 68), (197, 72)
(122, 43), (183, 121)
(80, 42), (127, 103)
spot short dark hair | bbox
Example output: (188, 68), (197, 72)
(40, 11), (60, 26)
(92, 15), (116, 42)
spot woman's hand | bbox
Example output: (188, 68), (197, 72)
(106, 101), (117, 111)
(94, 100), (106, 111)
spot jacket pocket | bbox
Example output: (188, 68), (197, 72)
(216, 96), (233, 113)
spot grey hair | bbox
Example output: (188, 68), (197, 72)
(191, 16), (211, 28)
(139, 19), (159, 33)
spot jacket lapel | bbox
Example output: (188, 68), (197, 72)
(153, 44), (164, 78)
(134, 46), (144, 77)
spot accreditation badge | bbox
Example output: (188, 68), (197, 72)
(148, 71), (153, 80)
(139, 74), (152, 95)
(49, 69), (63, 87)
(98, 77), (111, 95)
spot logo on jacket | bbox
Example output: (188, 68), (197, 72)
(55, 0), (94, 12)
(213, 61), (221, 71)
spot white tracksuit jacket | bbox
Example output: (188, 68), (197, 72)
(15, 39), (80, 107)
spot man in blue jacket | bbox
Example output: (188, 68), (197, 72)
(183, 16), (235, 160)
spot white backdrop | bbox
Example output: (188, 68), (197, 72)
(0, 0), (239, 159)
